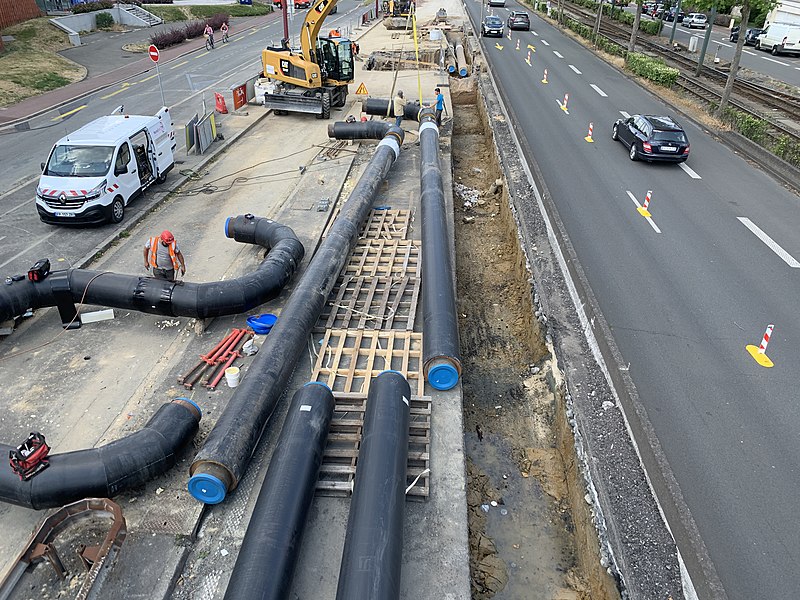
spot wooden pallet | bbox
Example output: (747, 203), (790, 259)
(360, 209), (413, 240)
(315, 275), (421, 333)
(316, 393), (431, 499)
(311, 329), (425, 398)
(343, 239), (421, 278)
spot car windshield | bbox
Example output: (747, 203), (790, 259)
(486, 17), (501, 24)
(45, 145), (115, 177)
(653, 130), (687, 143)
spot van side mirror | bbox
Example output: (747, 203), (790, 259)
(115, 164), (128, 176)
(40, 162), (45, 172)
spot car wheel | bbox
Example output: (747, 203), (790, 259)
(755, 40), (761, 50)
(109, 196), (124, 224)
(612, 124), (619, 141)
(730, 34), (734, 41)
(629, 143), (638, 161)
(772, 45), (781, 56)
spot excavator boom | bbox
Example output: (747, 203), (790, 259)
(300, 0), (339, 63)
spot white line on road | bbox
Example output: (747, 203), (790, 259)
(626, 190), (662, 233)
(532, 31), (539, 36)
(590, 84), (607, 97)
(541, 39), (549, 45)
(0, 174), (38, 202)
(715, 40), (732, 47)
(678, 162), (702, 179)
(0, 231), (59, 271)
(737, 217), (800, 268)
(553, 51), (564, 58)
(743, 50), (757, 55)
(569, 64), (581, 73)
(620, 110), (630, 118)
(763, 56), (790, 66)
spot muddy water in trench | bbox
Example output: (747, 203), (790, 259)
(452, 101), (590, 600)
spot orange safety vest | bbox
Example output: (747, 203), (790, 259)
(149, 237), (180, 270)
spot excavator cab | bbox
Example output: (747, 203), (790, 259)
(316, 36), (354, 84)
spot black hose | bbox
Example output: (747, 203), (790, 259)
(362, 98), (423, 121)
(336, 371), (410, 600)
(327, 120), (392, 140)
(418, 108), (462, 390)
(188, 126), (406, 504)
(0, 215), (304, 323)
(0, 399), (201, 510)
(222, 382), (334, 600)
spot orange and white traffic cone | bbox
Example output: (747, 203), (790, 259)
(746, 323), (775, 367)
(637, 190), (652, 217)
(541, 68), (548, 84)
(560, 92), (569, 112)
(516, 38), (520, 50)
(584, 122), (594, 143)
(525, 49), (531, 65)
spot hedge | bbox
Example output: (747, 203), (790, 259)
(72, 1), (113, 14)
(150, 12), (230, 49)
(95, 12), (114, 28)
(625, 52), (679, 86)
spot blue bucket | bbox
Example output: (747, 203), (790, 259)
(247, 313), (277, 335)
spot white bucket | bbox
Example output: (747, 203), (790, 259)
(225, 367), (240, 388)
(429, 28), (443, 41)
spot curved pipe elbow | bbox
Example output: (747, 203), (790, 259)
(0, 399), (201, 510)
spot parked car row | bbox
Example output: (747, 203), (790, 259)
(730, 25), (764, 45)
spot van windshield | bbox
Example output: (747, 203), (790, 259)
(45, 145), (115, 177)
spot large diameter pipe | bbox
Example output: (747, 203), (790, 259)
(335, 371), (411, 600)
(0, 215), (304, 323)
(455, 43), (468, 77)
(327, 120), (393, 140)
(222, 382), (334, 600)
(419, 109), (462, 390)
(446, 49), (457, 74)
(362, 98), (422, 122)
(188, 126), (406, 505)
(0, 399), (201, 510)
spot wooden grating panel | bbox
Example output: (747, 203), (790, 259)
(343, 239), (421, 278)
(311, 329), (425, 398)
(359, 209), (413, 240)
(316, 393), (431, 499)
(315, 275), (421, 333)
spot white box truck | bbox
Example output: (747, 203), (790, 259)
(36, 107), (176, 225)
(756, 23), (800, 55)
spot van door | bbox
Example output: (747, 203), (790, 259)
(113, 142), (141, 202)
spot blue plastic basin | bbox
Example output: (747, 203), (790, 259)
(246, 313), (277, 335)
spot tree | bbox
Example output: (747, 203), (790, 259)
(628, 0), (643, 52)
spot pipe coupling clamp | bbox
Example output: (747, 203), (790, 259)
(377, 136), (401, 160)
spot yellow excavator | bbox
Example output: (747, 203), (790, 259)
(260, 0), (354, 119)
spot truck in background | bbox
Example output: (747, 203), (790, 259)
(756, 22), (800, 55)
(36, 107), (176, 225)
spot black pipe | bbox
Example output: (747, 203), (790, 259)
(188, 126), (405, 504)
(336, 371), (410, 600)
(419, 108), (462, 390)
(222, 382), (334, 600)
(0, 399), (201, 510)
(0, 215), (304, 323)
(327, 120), (392, 140)
(362, 98), (422, 122)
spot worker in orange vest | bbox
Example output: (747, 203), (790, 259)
(329, 28), (341, 37)
(144, 230), (186, 282)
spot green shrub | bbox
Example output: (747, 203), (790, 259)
(640, 18), (662, 35)
(625, 52), (678, 86)
(772, 135), (800, 167)
(95, 12), (114, 28)
(72, 1), (113, 14)
(144, 5), (186, 21)
(189, 3), (270, 18)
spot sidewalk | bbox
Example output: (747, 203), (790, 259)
(0, 11), (279, 128)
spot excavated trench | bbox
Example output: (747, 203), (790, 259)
(451, 82), (618, 600)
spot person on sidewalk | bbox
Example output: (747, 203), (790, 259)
(393, 90), (406, 127)
(144, 230), (186, 282)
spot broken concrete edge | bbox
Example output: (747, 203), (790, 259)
(472, 38), (688, 600)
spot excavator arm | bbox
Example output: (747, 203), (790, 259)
(300, 0), (339, 63)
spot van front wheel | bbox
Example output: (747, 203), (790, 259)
(109, 196), (125, 224)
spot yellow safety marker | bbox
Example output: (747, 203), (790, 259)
(541, 68), (548, 84)
(636, 190), (652, 217)
(355, 82), (369, 95)
(137, 74), (158, 83)
(495, 42), (503, 50)
(100, 86), (129, 100)
(51, 105), (86, 121)
(559, 92), (569, 113)
(525, 50), (531, 65)
(584, 122), (594, 143)
(527, 43), (536, 52)
(170, 60), (190, 70)
(746, 324), (775, 368)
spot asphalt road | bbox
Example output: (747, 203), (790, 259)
(469, 2), (800, 599)
(0, 0), (365, 278)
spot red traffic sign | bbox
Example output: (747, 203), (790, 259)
(148, 44), (160, 63)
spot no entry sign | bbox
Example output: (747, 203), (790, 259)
(148, 44), (160, 63)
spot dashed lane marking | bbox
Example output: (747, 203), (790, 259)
(678, 162), (701, 179)
(743, 50), (757, 55)
(763, 56), (790, 66)
(737, 217), (800, 268)
(553, 50), (564, 58)
(620, 110), (630, 118)
(541, 39), (549, 45)
(569, 64), (581, 74)
(626, 191), (661, 233)
(590, 84), (607, 97)
(170, 60), (190, 69)
(137, 74), (158, 83)
(51, 105), (86, 121)
(532, 30), (539, 36)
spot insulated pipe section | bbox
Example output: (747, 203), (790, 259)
(446, 50), (457, 74)
(0, 399), (201, 510)
(0, 215), (304, 323)
(336, 371), (411, 600)
(455, 44), (468, 77)
(327, 120), (392, 140)
(419, 109), (462, 390)
(222, 382), (334, 600)
(188, 126), (405, 505)
(362, 98), (422, 122)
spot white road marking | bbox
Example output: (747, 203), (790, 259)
(554, 51), (564, 58)
(737, 217), (800, 268)
(541, 39), (550, 46)
(678, 162), (702, 179)
(532, 30), (539, 36)
(569, 64), (581, 73)
(619, 110), (631, 118)
(0, 231), (59, 270)
(763, 56), (790, 66)
(590, 84), (608, 97)
(743, 50), (757, 55)
(715, 40), (732, 47)
(626, 191), (661, 234)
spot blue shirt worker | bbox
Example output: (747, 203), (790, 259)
(432, 87), (445, 126)
(144, 230), (186, 282)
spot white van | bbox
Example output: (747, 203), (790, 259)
(756, 23), (800, 56)
(36, 107), (176, 225)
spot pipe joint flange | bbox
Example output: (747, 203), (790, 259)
(419, 121), (439, 136)
(378, 136), (401, 160)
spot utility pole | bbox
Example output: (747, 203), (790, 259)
(695, 4), (716, 76)
(282, 0), (289, 44)
(668, 0), (682, 46)
(593, 0), (603, 38)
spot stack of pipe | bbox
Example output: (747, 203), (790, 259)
(455, 43), (468, 77)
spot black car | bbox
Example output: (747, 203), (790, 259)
(665, 9), (685, 22)
(612, 115), (690, 162)
(730, 26), (764, 45)
(481, 15), (504, 37)
(507, 11), (530, 30)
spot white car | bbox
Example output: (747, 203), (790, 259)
(682, 13), (708, 28)
(756, 24), (800, 56)
(487, 0), (506, 7)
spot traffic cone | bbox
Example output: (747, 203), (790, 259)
(637, 190), (652, 217)
(214, 92), (228, 114)
(541, 68), (548, 84)
(746, 323), (775, 367)
(526, 49), (531, 65)
(516, 39), (520, 50)
(584, 122), (594, 143)
(560, 92), (569, 112)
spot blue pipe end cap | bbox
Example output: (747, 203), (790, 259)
(459, 68), (468, 77)
(427, 363), (459, 390)
(224, 217), (232, 238)
(188, 473), (227, 504)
